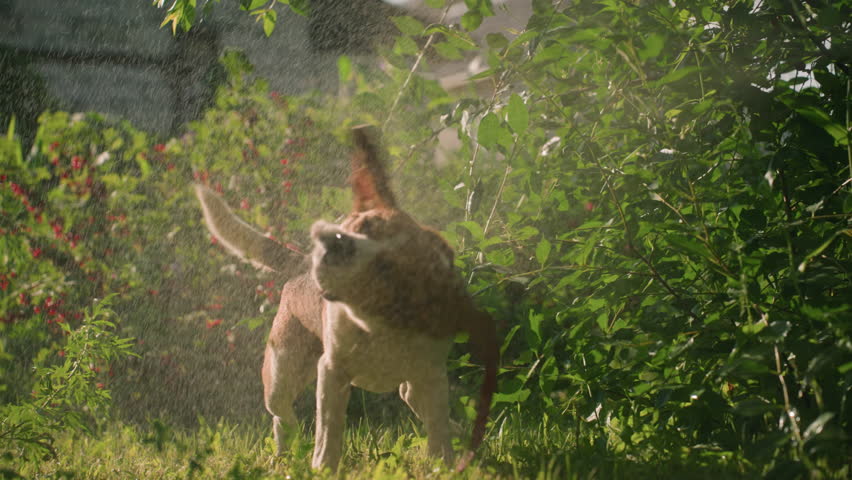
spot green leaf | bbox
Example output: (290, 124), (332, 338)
(394, 35), (419, 56)
(425, 0), (445, 7)
(500, 324), (520, 356)
(337, 55), (352, 84)
(283, 0), (309, 16)
(135, 153), (151, 180)
(793, 105), (849, 145)
(493, 387), (531, 404)
(639, 33), (664, 60)
(653, 66), (699, 86)
(535, 237), (551, 265)
(595, 312), (608, 331)
(798, 229), (848, 273)
(701, 6), (720, 22)
(665, 234), (712, 260)
(477, 112), (500, 148)
(515, 225), (540, 240)
(6, 114), (15, 140)
(803, 412), (835, 441)
(486, 32), (508, 50)
(456, 220), (485, 241)
(741, 321), (766, 335)
(262, 9), (277, 37)
(425, 24), (478, 50)
(391, 15), (425, 36)
(241, 0), (266, 10)
(527, 311), (543, 348)
(433, 42), (463, 60)
(506, 94), (529, 134)
(633, 383), (654, 395)
(461, 11), (482, 31)
(733, 398), (775, 417)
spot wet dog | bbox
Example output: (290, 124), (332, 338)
(194, 126), (497, 471)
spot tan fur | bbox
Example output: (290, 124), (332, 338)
(194, 185), (304, 274)
(195, 125), (497, 472)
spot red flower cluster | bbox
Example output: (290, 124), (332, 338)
(47, 219), (82, 248)
(0, 272), (15, 291)
(7, 182), (40, 215)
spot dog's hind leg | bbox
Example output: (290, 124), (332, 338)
(262, 313), (322, 456)
(400, 372), (452, 465)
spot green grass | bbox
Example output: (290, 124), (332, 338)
(2, 411), (766, 479)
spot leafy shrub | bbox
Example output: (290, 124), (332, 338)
(0, 51), (427, 430)
(0, 296), (135, 461)
(302, 0), (851, 475)
(385, 0), (850, 476)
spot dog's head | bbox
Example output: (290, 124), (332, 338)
(309, 126), (458, 332)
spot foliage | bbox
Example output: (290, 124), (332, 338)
(0, 296), (135, 462)
(317, 0), (852, 476)
(395, 0), (851, 477)
(0, 75), (338, 428)
(0, 110), (162, 406)
(0, 50), (403, 431)
(155, 0), (309, 36)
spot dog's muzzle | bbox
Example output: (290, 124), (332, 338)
(318, 231), (356, 266)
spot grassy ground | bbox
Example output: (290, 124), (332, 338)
(3, 410), (760, 480)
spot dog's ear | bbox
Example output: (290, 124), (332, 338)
(351, 125), (396, 211)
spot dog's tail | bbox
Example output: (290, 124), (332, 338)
(194, 184), (304, 273)
(456, 308), (499, 472)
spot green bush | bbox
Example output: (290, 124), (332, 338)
(0, 51), (434, 433)
(0, 296), (135, 461)
(399, 1), (850, 476)
(326, 0), (851, 475)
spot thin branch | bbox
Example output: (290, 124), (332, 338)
(482, 164), (512, 238)
(382, 5), (451, 130)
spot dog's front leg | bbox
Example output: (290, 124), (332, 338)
(400, 373), (452, 465)
(312, 354), (351, 471)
